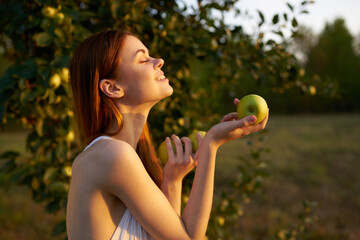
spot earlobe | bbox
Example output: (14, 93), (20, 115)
(99, 79), (124, 98)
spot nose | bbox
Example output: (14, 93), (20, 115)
(154, 58), (164, 69)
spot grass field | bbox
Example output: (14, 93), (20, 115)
(1, 114), (360, 239)
(216, 114), (360, 239)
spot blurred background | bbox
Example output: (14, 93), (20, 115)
(0, 0), (359, 239)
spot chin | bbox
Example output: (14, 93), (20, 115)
(161, 83), (173, 96)
(157, 86), (173, 102)
(166, 86), (174, 96)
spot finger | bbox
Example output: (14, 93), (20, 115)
(165, 137), (175, 160)
(181, 137), (193, 164)
(243, 111), (269, 133)
(224, 115), (257, 132)
(196, 132), (203, 146)
(237, 115), (257, 128)
(221, 112), (238, 122)
(194, 150), (199, 161)
(171, 134), (183, 162)
(234, 98), (240, 105)
(257, 109), (269, 128)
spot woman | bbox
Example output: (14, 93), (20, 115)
(66, 28), (268, 240)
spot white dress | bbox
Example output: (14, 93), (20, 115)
(83, 136), (153, 240)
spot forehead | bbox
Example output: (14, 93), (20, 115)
(120, 35), (147, 58)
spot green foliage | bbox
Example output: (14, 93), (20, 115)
(276, 17), (360, 113)
(306, 18), (360, 111)
(0, 0), (314, 238)
(206, 131), (270, 239)
(273, 200), (318, 240)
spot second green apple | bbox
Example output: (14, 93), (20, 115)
(158, 130), (206, 166)
(188, 131), (206, 152)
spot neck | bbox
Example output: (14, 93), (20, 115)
(109, 104), (152, 149)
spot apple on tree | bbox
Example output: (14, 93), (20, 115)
(49, 73), (62, 89)
(41, 6), (57, 18)
(237, 94), (268, 124)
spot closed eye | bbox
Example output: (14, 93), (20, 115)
(140, 58), (151, 63)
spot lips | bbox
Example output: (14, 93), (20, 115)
(155, 71), (167, 81)
(155, 75), (166, 81)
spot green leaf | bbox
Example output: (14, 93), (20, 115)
(33, 32), (53, 47)
(62, 9), (80, 21)
(35, 118), (44, 136)
(43, 167), (58, 185)
(292, 17), (298, 28)
(273, 30), (284, 37)
(48, 181), (69, 195)
(0, 55), (12, 77)
(0, 89), (13, 122)
(283, 13), (288, 21)
(266, 39), (276, 45)
(52, 220), (66, 236)
(0, 159), (16, 173)
(13, 59), (37, 79)
(46, 199), (61, 213)
(78, 11), (96, 20)
(257, 10), (265, 26)
(286, 2), (294, 12)
(272, 14), (279, 24)
(0, 150), (20, 160)
(38, 65), (52, 81)
(0, 71), (15, 92)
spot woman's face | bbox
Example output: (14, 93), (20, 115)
(115, 35), (173, 107)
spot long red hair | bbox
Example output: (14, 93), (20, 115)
(69, 29), (163, 187)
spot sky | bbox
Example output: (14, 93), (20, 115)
(182, 0), (360, 37)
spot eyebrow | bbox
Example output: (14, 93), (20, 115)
(135, 48), (149, 56)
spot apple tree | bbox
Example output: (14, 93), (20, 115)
(0, 0), (315, 238)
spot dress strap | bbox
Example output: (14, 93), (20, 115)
(83, 136), (113, 152)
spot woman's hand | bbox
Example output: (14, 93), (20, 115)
(162, 134), (202, 182)
(205, 98), (269, 148)
(161, 134), (203, 215)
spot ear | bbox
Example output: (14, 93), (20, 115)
(99, 79), (124, 98)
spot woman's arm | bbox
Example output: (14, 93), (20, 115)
(161, 135), (198, 215)
(101, 111), (268, 240)
(161, 174), (183, 215)
(181, 112), (268, 239)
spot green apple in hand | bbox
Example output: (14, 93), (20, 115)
(158, 140), (175, 166)
(158, 130), (206, 165)
(188, 131), (206, 152)
(237, 94), (268, 124)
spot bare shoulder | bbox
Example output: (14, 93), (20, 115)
(71, 138), (140, 182)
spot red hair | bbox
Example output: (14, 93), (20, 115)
(69, 29), (163, 187)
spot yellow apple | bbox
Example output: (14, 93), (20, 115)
(59, 68), (69, 83)
(49, 73), (61, 89)
(54, 12), (65, 24)
(188, 131), (206, 152)
(215, 216), (225, 226)
(61, 166), (72, 177)
(158, 140), (175, 166)
(308, 85), (316, 95)
(237, 94), (268, 124)
(65, 130), (75, 142)
(43, 167), (58, 185)
(41, 6), (57, 18)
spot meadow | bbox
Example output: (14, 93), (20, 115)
(1, 114), (359, 239)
